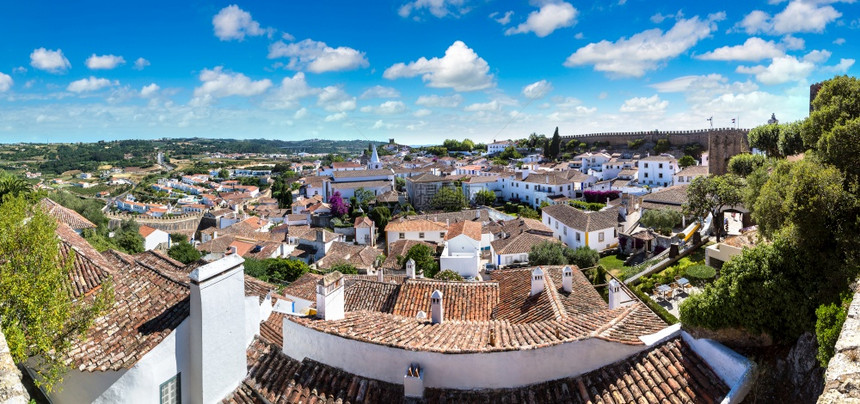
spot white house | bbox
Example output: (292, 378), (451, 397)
(637, 155), (679, 187)
(575, 152), (612, 175)
(384, 218), (448, 252)
(673, 165), (709, 185)
(440, 221), (482, 278)
(139, 225), (170, 251)
(498, 170), (596, 208)
(541, 204), (621, 251)
(487, 141), (512, 155)
(354, 216), (376, 246)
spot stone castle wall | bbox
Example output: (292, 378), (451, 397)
(561, 128), (736, 147)
(107, 212), (204, 236)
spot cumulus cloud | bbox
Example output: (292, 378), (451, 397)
(191, 66), (272, 105)
(0, 73), (12, 92)
(415, 94), (463, 108)
(85, 54), (125, 70)
(140, 83), (160, 97)
(522, 80), (553, 99)
(546, 97), (596, 121)
(383, 41), (494, 91)
(736, 51), (827, 85)
(833, 38), (846, 45)
(67, 77), (116, 93)
(650, 10), (683, 24)
(324, 112), (347, 122)
(268, 39), (368, 73)
(30, 48), (71, 73)
(213, 5), (269, 40)
(696, 37), (784, 61)
(565, 14), (723, 78)
(360, 85), (401, 99)
(317, 86), (356, 112)
(620, 95), (668, 113)
(398, 0), (469, 19)
(738, 1), (842, 35)
(133, 57), (151, 70)
(464, 100), (501, 112)
(263, 72), (319, 110)
(360, 100), (407, 114)
(823, 58), (855, 73)
(651, 74), (760, 108)
(505, 2), (577, 37)
(490, 11), (514, 25)
(414, 108), (432, 117)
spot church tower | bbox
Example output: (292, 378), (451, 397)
(368, 144), (383, 170)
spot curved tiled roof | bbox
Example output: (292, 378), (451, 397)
(40, 198), (96, 231)
(391, 279), (498, 321)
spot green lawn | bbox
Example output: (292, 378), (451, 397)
(599, 254), (630, 277)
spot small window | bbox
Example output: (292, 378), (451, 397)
(563, 227), (567, 235)
(644, 163), (649, 168)
(644, 173), (649, 178)
(440, 232), (445, 238)
(659, 163), (663, 169)
(659, 173), (663, 178)
(576, 233), (581, 242)
(555, 222), (558, 229)
(399, 232), (405, 239)
(599, 232), (605, 242)
(160, 373), (180, 404)
(614, 228), (618, 237)
(419, 232), (425, 239)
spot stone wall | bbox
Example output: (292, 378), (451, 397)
(707, 129), (750, 176)
(107, 212), (204, 237)
(561, 128), (742, 147)
(0, 326), (30, 404)
(819, 289), (860, 402)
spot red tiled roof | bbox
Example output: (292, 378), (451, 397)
(385, 218), (447, 232)
(344, 280), (400, 313)
(138, 225), (157, 238)
(391, 279), (498, 321)
(40, 198), (96, 230)
(56, 223), (115, 298)
(281, 273), (323, 302)
(445, 220), (482, 241)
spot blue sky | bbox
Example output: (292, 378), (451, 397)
(0, 0), (856, 144)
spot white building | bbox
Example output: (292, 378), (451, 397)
(575, 152), (612, 175)
(439, 221), (482, 278)
(384, 218), (448, 252)
(354, 216), (376, 246)
(637, 155), (679, 187)
(673, 165), (709, 185)
(487, 141), (512, 155)
(498, 170), (596, 208)
(541, 204), (621, 251)
(139, 225), (170, 251)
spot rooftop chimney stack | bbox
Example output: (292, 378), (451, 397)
(316, 271), (345, 321)
(404, 363), (425, 399)
(431, 290), (444, 324)
(562, 266), (573, 293)
(531, 267), (545, 296)
(316, 229), (324, 243)
(377, 268), (384, 282)
(406, 259), (417, 279)
(188, 254), (248, 404)
(608, 279), (629, 309)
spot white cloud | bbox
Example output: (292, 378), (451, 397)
(212, 5), (268, 41)
(360, 85), (401, 99)
(371, 120), (398, 130)
(522, 80), (553, 99)
(738, 1), (842, 35)
(565, 14), (722, 78)
(736, 53), (821, 85)
(505, 2), (577, 37)
(268, 39), (369, 73)
(803, 49), (831, 64)
(696, 37), (784, 61)
(620, 95), (668, 113)
(67, 76), (116, 93)
(415, 94), (463, 107)
(360, 100), (406, 114)
(191, 67), (272, 105)
(651, 74), (759, 107)
(574, 32), (584, 39)
(133, 57), (150, 70)
(464, 100), (501, 112)
(384, 41), (494, 91)
(85, 54), (125, 70)
(781, 35), (805, 50)
(317, 86), (356, 112)
(293, 108), (309, 119)
(324, 112), (347, 122)
(490, 11), (513, 25)
(650, 10), (683, 24)
(398, 0), (468, 19)
(823, 58), (855, 73)
(0, 73), (12, 92)
(546, 97), (596, 121)
(834, 38), (846, 45)
(263, 72), (319, 110)
(140, 83), (160, 97)
(30, 48), (71, 73)
(414, 108), (432, 117)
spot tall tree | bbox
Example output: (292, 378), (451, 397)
(0, 171), (32, 202)
(430, 185), (467, 212)
(748, 123), (782, 157)
(549, 127), (561, 160)
(402, 243), (438, 278)
(683, 175), (744, 242)
(0, 196), (113, 391)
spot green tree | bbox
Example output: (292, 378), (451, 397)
(748, 123), (781, 157)
(395, 176), (406, 192)
(517, 205), (540, 219)
(816, 299), (849, 367)
(434, 269), (464, 281)
(0, 196), (113, 391)
(218, 168), (230, 179)
(564, 246), (599, 268)
(727, 153), (766, 177)
(802, 75), (860, 150)
(566, 139), (580, 152)
(0, 171), (32, 202)
(368, 206), (391, 234)
(115, 230), (145, 254)
(473, 189), (496, 206)
(639, 208), (682, 235)
(818, 116), (860, 182)
(271, 176), (295, 209)
(653, 139), (671, 154)
(167, 241), (201, 264)
(353, 187), (375, 211)
(678, 155), (697, 169)
(499, 146), (522, 161)
(683, 175), (743, 242)
(264, 258), (310, 282)
(327, 262), (359, 275)
(529, 241), (567, 265)
(778, 121), (805, 157)
(430, 185), (467, 212)
(403, 243), (438, 278)
(242, 257), (269, 280)
(549, 127), (561, 160)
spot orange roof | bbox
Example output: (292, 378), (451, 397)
(354, 216), (374, 228)
(229, 239), (255, 257)
(445, 220), (482, 241)
(139, 225), (158, 238)
(384, 218), (447, 233)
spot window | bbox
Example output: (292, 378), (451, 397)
(644, 173), (649, 178)
(160, 373), (180, 404)
(525, 184), (529, 190)
(614, 228), (617, 237)
(548, 218), (552, 225)
(419, 232), (425, 239)
(599, 232), (605, 242)
(399, 232), (405, 240)
(644, 163), (649, 168)
(659, 173), (663, 178)
(440, 232), (445, 238)
(563, 227), (567, 235)
(576, 233), (580, 242)
(555, 222), (558, 229)
(659, 163), (663, 169)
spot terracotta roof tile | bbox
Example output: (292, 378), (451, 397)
(385, 218), (448, 233)
(541, 204), (620, 232)
(344, 280), (400, 313)
(281, 273), (323, 302)
(445, 220), (482, 241)
(381, 240), (435, 269)
(40, 198), (96, 230)
(391, 279), (498, 321)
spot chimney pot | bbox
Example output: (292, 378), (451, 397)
(406, 258), (418, 279)
(431, 290), (444, 324)
(377, 268), (384, 282)
(562, 266), (573, 293)
(531, 267), (545, 296)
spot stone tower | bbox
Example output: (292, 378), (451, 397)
(707, 129), (749, 176)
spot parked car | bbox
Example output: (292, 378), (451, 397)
(484, 263), (497, 273)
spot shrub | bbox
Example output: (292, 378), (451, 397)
(565, 246), (599, 268)
(631, 287), (679, 325)
(816, 300), (849, 367)
(685, 264), (716, 281)
(569, 200), (605, 211)
(434, 270), (464, 281)
(640, 208), (682, 235)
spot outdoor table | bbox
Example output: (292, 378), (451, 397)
(657, 284), (671, 298)
(677, 278), (690, 289)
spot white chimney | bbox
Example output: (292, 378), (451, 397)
(404, 363), (425, 399)
(608, 279), (626, 309)
(316, 271), (345, 321)
(562, 266), (573, 293)
(431, 290), (443, 324)
(531, 267), (545, 296)
(377, 267), (384, 282)
(188, 254), (247, 404)
(406, 258), (417, 279)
